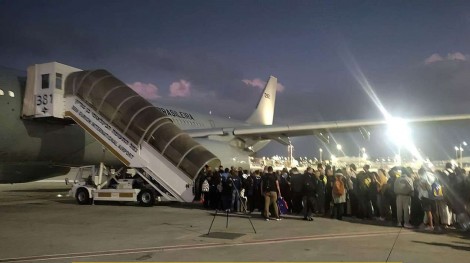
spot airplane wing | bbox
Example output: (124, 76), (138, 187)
(186, 114), (470, 144)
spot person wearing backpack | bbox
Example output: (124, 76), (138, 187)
(261, 166), (282, 221)
(394, 169), (414, 228)
(332, 170), (347, 220)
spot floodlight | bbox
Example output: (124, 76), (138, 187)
(387, 117), (411, 147)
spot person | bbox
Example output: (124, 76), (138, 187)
(230, 170), (242, 212)
(302, 167), (318, 221)
(417, 168), (435, 231)
(209, 170), (221, 210)
(445, 165), (467, 227)
(386, 167), (400, 222)
(324, 165), (334, 217)
(201, 174), (211, 208)
(315, 164), (326, 215)
(290, 167), (304, 214)
(244, 171), (255, 213)
(356, 164), (373, 219)
(394, 168), (414, 228)
(279, 168), (292, 213)
(221, 171), (234, 211)
(332, 170), (347, 220)
(369, 172), (380, 219)
(261, 166), (282, 221)
(348, 164), (359, 217)
(375, 168), (389, 220)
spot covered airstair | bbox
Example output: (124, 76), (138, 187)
(22, 62), (220, 202)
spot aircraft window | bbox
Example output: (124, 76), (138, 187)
(55, 73), (63, 90)
(42, 74), (50, 89)
(8, 91), (14, 97)
(0, 89), (4, 96)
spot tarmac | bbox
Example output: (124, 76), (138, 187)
(0, 181), (469, 263)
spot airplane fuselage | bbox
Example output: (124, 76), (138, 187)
(0, 67), (257, 183)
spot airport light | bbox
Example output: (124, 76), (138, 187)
(455, 146), (459, 162)
(336, 144), (342, 156)
(360, 147), (366, 158)
(387, 117), (423, 163)
(363, 153), (368, 160)
(459, 141), (467, 167)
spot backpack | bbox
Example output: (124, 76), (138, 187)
(262, 174), (273, 192)
(303, 174), (317, 194)
(333, 179), (345, 196)
(222, 177), (233, 194)
(431, 181), (444, 200)
(202, 179), (209, 192)
(358, 172), (371, 192)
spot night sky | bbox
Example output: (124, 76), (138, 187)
(2, 0), (470, 161)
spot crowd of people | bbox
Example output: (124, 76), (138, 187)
(198, 162), (470, 230)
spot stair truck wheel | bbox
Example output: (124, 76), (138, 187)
(138, 189), (155, 207)
(76, 188), (91, 205)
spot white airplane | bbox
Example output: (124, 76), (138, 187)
(1, 62), (470, 188)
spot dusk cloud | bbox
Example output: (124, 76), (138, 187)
(128, 82), (161, 100)
(425, 52), (466, 64)
(424, 53), (443, 64)
(447, 52), (466, 61)
(242, 78), (285, 92)
(169, 79), (191, 97)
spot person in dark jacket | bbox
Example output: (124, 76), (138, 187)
(244, 171), (255, 213)
(290, 168), (304, 214)
(279, 168), (292, 213)
(348, 164), (359, 217)
(221, 171), (233, 211)
(303, 167), (318, 221)
(261, 166), (282, 221)
(386, 167), (399, 222)
(315, 164), (326, 215)
(356, 165), (373, 219)
(325, 165), (335, 217)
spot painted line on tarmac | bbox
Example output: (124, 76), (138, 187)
(0, 230), (414, 263)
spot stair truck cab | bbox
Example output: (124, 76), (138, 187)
(68, 163), (156, 207)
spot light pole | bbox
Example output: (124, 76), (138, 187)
(460, 141), (467, 167)
(361, 147), (366, 158)
(319, 148), (323, 163)
(336, 144), (342, 156)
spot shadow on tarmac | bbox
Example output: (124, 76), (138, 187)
(4, 188), (69, 193)
(413, 240), (470, 251)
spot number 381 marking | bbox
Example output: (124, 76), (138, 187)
(36, 94), (53, 106)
